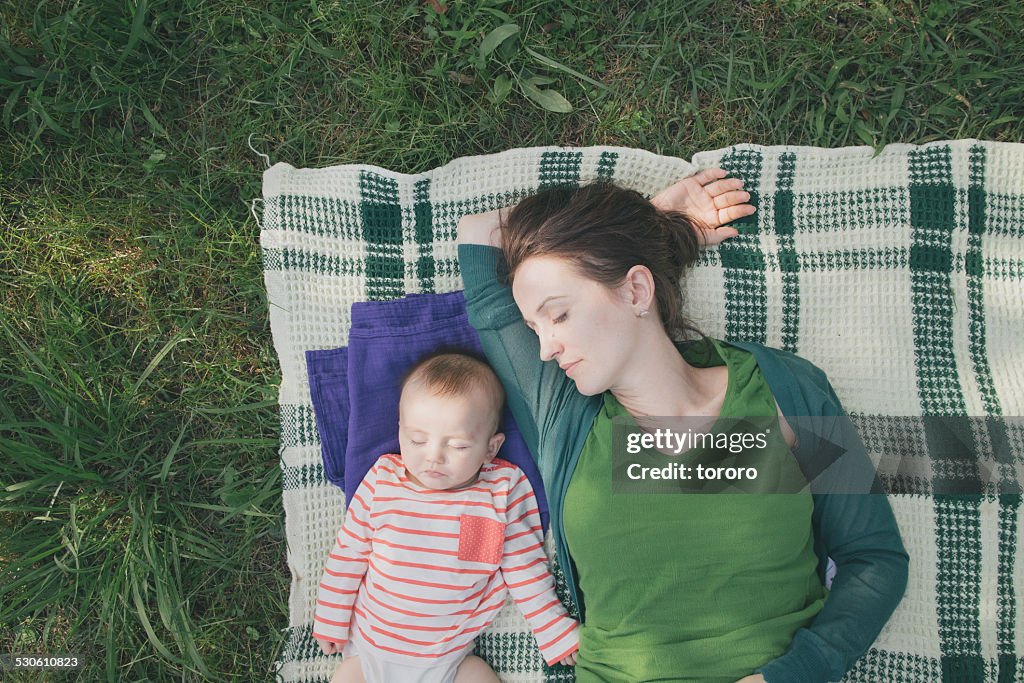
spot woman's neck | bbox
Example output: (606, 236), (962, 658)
(610, 332), (728, 419)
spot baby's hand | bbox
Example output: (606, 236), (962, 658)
(557, 623), (580, 667)
(314, 634), (344, 655)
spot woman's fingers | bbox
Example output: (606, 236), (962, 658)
(694, 202), (753, 248)
(713, 189), (751, 209)
(705, 177), (745, 198)
(653, 168), (754, 233)
(720, 204), (756, 224)
(689, 167), (728, 186)
(698, 226), (740, 247)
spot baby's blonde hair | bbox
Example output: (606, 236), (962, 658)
(400, 350), (505, 434)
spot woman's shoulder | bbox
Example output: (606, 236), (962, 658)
(714, 338), (830, 381)
(710, 338), (842, 417)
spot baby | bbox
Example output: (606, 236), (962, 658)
(313, 350), (580, 683)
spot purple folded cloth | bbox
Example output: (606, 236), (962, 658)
(305, 346), (349, 490)
(305, 291), (549, 531)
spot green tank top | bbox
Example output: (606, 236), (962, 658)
(564, 339), (827, 683)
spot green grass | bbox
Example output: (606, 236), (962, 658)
(1, 0), (1022, 679)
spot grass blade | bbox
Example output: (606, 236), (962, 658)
(524, 46), (609, 90)
(129, 333), (195, 396)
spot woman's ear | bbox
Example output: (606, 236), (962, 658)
(623, 264), (656, 312)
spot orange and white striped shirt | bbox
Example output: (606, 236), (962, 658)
(313, 454), (579, 666)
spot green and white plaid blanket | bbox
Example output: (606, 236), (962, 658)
(261, 142), (1024, 682)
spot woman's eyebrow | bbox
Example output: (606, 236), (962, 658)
(535, 295), (567, 314)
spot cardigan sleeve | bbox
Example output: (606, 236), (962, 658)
(457, 244), (593, 487)
(756, 357), (909, 683)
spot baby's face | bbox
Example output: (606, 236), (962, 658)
(397, 384), (504, 491)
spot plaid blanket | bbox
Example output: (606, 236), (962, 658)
(261, 142), (1024, 682)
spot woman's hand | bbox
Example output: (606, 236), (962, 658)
(558, 650), (578, 666)
(651, 167), (755, 246)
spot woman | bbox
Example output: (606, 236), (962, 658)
(455, 169), (908, 683)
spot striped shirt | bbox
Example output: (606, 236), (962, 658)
(313, 454), (579, 666)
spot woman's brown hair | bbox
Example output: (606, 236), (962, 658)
(500, 181), (704, 340)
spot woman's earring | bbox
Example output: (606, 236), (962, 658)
(637, 309), (649, 318)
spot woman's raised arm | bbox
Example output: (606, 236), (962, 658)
(455, 167), (754, 248)
(456, 207), (507, 248)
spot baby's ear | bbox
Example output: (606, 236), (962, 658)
(487, 432), (505, 459)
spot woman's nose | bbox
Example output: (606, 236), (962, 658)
(538, 331), (562, 363)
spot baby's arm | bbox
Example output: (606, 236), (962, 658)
(500, 470), (580, 666)
(311, 465), (378, 652)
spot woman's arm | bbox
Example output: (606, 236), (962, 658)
(759, 494), (908, 683)
(455, 168), (754, 248)
(456, 243), (585, 473)
(757, 370), (909, 683)
(456, 207), (506, 247)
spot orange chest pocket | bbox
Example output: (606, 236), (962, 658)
(457, 514), (506, 565)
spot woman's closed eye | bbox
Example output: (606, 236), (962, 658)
(522, 312), (566, 334)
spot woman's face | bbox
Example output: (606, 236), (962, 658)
(511, 255), (640, 396)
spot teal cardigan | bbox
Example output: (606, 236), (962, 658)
(459, 244), (909, 683)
